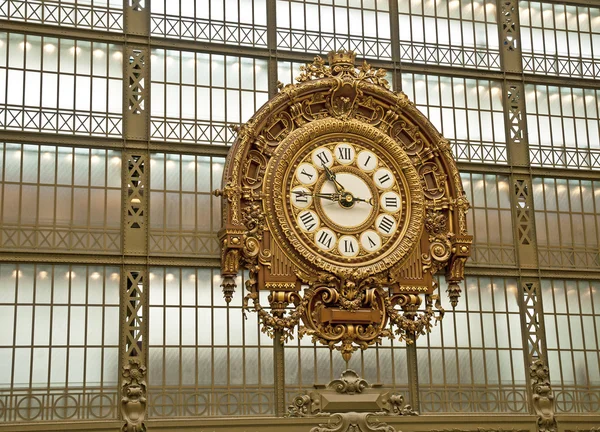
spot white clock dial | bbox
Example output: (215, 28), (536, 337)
(338, 235), (359, 257)
(356, 150), (378, 172)
(319, 173), (373, 228)
(312, 147), (334, 168)
(297, 210), (319, 232)
(373, 168), (395, 190)
(296, 163), (318, 185)
(380, 191), (402, 213)
(334, 143), (355, 165)
(360, 230), (382, 252)
(375, 213), (397, 236)
(315, 228), (337, 251)
(290, 186), (313, 209)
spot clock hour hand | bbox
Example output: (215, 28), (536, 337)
(352, 196), (374, 206)
(322, 163), (345, 193)
(292, 191), (340, 202)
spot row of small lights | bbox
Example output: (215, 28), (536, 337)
(4, 40), (123, 59)
(11, 270), (595, 294)
(10, 271), (225, 283)
(12, 269), (119, 280)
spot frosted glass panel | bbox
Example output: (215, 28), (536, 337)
(520, 1), (600, 78)
(276, 0), (391, 59)
(527, 84), (600, 169)
(149, 154), (224, 256)
(541, 279), (600, 413)
(398, 0), (500, 70)
(533, 177), (600, 269)
(148, 268), (274, 417)
(0, 264), (119, 422)
(0, 143), (122, 253)
(150, 50), (268, 145)
(0, 32), (123, 136)
(418, 277), (526, 413)
(150, 0), (267, 46)
(0, 0), (123, 32)
(461, 173), (515, 267)
(402, 73), (506, 164)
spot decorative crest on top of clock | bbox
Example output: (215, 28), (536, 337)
(216, 51), (472, 361)
(295, 49), (390, 90)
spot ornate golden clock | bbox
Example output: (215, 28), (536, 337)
(216, 51), (472, 360)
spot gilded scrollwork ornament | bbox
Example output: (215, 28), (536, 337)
(217, 50), (472, 360)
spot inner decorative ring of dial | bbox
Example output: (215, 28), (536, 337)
(287, 136), (410, 263)
(312, 165), (380, 235)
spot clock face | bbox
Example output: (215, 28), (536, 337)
(286, 138), (410, 266)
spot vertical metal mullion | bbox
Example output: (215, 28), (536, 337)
(194, 268), (199, 396)
(82, 266), (89, 416)
(568, 178), (582, 262)
(65, 264), (73, 395)
(1, 32), (9, 128)
(586, 277), (600, 396)
(100, 267), (107, 405)
(574, 4), (584, 78)
(87, 148), (93, 248)
(46, 265), (55, 421)
(103, 150), (109, 242)
(463, 272), (476, 394)
(104, 42), (110, 132)
(550, 280), (563, 389)
(551, 178), (564, 265)
(451, 291), (461, 394)
(17, 145), (24, 247)
(477, 277), (490, 398)
(22, 34), (28, 132)
(161, 269), (167, 405)
(210, 269), (215, 415)
(28, 264), (37, 416)
(162, 154), (167, 248)
(574, 280), (590, 396)
(437, 282), (448, 410)
(387, 0), (401, 90)
(178, 269), (182, 416)
(563, 279), (578, 395)
(592, 179), (600, 283)
(503, 278), (517, 400)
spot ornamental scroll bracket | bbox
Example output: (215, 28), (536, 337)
(217, 50), (472, 361)
(287, 369), (416, 432)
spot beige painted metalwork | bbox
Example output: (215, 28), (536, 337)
(0, 0), (599, 431)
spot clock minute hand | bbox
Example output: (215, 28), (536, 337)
(322, 163), (345, 193)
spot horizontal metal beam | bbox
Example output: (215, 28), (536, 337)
(522, 73), (600, 89)
(2, 18), (600, 90)
(0, 420), (122, 432)
(0, 252), (220, 267)
(531, 0), (600, 6)
(0, 20), (130, 43)
(148, 414), (541, 432)
(1, 251), (598, 279)
(2, 130), (600, 180)
(148, 141), (230, 157)
(0, 130), (125, 149)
